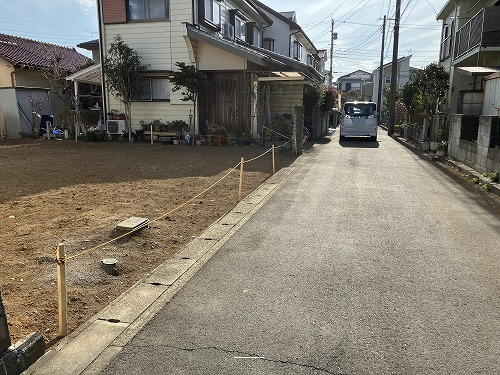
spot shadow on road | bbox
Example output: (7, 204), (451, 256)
(339, 138), (380, 148)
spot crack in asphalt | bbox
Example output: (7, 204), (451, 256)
(132, 343), (345, 374)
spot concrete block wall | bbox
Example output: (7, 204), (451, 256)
(448, 114), (500, 174)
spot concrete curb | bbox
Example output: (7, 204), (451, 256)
(24, 154), (307, 375)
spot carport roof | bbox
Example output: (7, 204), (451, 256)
(66, 63), (101, 85)
(455, 66), (500, 76)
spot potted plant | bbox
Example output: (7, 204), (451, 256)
(436, 141), (447, 156)
(207, 121), (226, 135)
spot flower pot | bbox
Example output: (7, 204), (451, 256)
(420, 141), (430, 151)
(429, 141), (437, 151)
(436, 149), (446, 156)
(173, 139), (179, 145)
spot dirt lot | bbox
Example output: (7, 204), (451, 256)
(0, 138), (297, 348)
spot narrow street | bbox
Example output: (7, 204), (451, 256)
(102, 130), (500, 374)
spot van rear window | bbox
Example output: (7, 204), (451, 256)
(344, 103), (376, 116)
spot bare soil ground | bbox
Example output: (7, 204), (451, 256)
(0, 138), (297, 348)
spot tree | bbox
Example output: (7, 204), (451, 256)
(169, 62), (209, 144)
(341, 89), (362, 106)
(400, 63), (449, 139)
(103, 35), (149, 142)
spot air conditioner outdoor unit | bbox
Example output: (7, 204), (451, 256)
(106, 120), (127, 135)
(223, 23), (234, 40)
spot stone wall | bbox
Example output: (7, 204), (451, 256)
(448, 114), (500, 174)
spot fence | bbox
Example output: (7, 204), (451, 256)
(460, 115), (480, 141)
(448, 114), (500, 174)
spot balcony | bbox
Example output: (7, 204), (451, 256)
(454, 7), (500, 61)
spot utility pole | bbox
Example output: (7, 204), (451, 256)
(377, 15), (386, 127)
(388, 0), (401, 136)
(329, 18), (334, 87)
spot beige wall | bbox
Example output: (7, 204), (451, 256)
(0, 59), (14, 88)
(197, 43), (245, 70)
(103, 0), (195, 130)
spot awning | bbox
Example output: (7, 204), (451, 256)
(455, 66), (500, 76)
(66, 63), (102, 85)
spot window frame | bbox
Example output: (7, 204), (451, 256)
(292, 40), (302, 60)
(199, 0), (221, 29)
(128, 0), (170, 21)
(263, 38), (275, 52)
(234, 15), (246, 40)
(137, 76), (171, 102)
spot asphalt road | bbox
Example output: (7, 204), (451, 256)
(102, 130), (500, 374)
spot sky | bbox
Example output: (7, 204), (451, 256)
(0, 0), (449, 81)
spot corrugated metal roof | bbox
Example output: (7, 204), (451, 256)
(456, 66), (500, 76)
(0, 33), (91, 71)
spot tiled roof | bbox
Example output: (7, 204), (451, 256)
(0, 33), (91, 71)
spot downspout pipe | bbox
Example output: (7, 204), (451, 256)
(97, 0), (107, 124)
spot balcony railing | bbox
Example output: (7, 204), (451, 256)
(454, 7), (500, 61)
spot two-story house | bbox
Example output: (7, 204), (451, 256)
(437, 0), (500, 115)
(436, 0), (500, 178)
(371, 56), (417, 108)
(98, 0), (323, 139)
(337, 70), (372, 93)
(0, 33), (91, 139)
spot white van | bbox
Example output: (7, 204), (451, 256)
(339, 101), (378, 141)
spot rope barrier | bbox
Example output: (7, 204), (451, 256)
(59, 137), (293, 263)
(64, 161), (242, 261)
(53, 142), (289, 337)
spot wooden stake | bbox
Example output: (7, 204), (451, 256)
(150, 124), (153, 145)
(238, 157), (244, 202)
(56, 243), (68, 337)
(272, 145), (276, 175)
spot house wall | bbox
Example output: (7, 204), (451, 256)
(338, 79), (363, 92)
(438, 0), (499, 113)
(103, 0), (194, 130)
(267, 83), (303, 115)
(197, 43), (245, 70)
(448, 114), (500, 173)
(372, 59), (410, 104)
(0, 59), (14, 87)
(262, 13), (290, 56)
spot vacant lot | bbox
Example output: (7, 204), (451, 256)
(0, 139), (296, 347)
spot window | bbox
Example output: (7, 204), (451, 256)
(202, 0), (220, 26)
(345, 82), (351, 91)
(129, 0), (169, 20)
(252, 27), (262, 47)
(292, 41), (302, 60)
(385, 75), (391, 85)
(138, 77), (170, 101)
(234, 16), (246, 40)
(263, 38), (274, 52)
